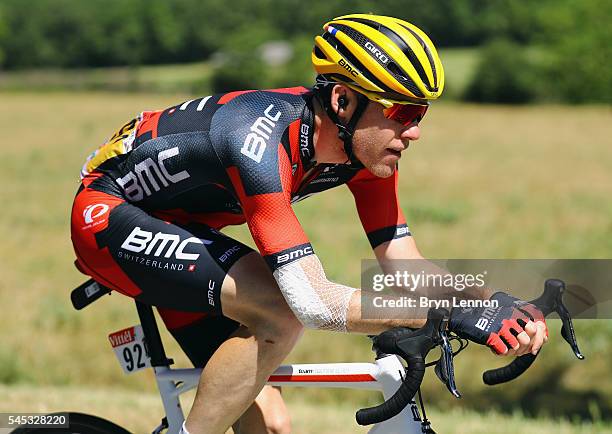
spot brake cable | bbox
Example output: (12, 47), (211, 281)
(424, 333), (469, 368)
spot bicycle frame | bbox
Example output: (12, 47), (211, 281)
(131, 300), (425, 434)
(153, 356), (425, 434)
(72, 277), (584, 434)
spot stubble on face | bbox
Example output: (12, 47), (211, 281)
(351, 104), (403, 178)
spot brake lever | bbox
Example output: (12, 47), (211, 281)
(434, 327), (461, 398)
(529, 278), (584, 359)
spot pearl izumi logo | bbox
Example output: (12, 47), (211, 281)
(81, 203), (110, 230)
(116, 146), (190, 202)
(241, 104), (282, 163)
(83, 203), (110, 224)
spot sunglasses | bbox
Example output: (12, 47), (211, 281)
(383, 103), (428, 126)
(342, 83), (430, 126)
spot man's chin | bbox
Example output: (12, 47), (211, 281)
(366, 161), (396, 178)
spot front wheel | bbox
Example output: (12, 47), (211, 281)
(10, 412), (131, 434)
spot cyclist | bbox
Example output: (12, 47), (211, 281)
(70, 14), (548, 434)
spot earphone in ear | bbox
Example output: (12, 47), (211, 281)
(338, 96), (347, 109)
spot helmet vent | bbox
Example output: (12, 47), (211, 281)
(331, 23), (424, 98)
(397, 23), (438, 89)
(313, 46), (326, 60)
(340, 18), (427, 96)
(387, 62), (407, 81)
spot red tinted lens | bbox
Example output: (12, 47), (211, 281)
(383, 104), (428, 126)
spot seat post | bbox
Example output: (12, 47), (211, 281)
(135, 300), (173, 366)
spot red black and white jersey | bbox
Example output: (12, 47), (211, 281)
(79, 87), (410, 271)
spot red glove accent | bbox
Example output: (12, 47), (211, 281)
(486, 319), (524, 354)
(513, 303), (549, 338)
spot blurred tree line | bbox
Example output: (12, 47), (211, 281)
(0, 0), (609, 102)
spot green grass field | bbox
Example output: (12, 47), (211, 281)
(0, 48), (476, 98)
(1, 91), (611, 432)
(1, 384), (610, 434)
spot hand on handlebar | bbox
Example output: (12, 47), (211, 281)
(357, 279), (584, 426)
(448, 291), (549, 356)
(490, 292), (548, 356)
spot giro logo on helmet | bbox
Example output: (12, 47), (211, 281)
(364, 41), (388, 64)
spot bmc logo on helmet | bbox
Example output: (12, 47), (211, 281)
(121, 226), (206, 260)
(364, 42), (389, 64)
(338, 58), (359, 77)
(241, 104), (282, 163)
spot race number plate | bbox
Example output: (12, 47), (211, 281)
(108, 325), (151, 374)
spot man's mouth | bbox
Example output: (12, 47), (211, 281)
(385, 148), (402, 158)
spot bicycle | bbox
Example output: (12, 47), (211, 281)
(10, 279), (584, 434)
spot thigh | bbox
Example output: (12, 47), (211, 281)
(158, 308), (240, 367)
(219, 252), (297, 328)
(71, 184), (254, 313)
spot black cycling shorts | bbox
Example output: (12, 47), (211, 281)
(72, 180), (254, 366)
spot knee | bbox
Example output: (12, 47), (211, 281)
(258, 308), (304, 348)
(222, 252), (304, 342)
(264, 411), (291, 434)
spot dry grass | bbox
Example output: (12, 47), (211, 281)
(1, 384), (610, 434)
(0, 92), (611, 430)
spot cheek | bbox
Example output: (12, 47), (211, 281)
(354, 127), (389, 154)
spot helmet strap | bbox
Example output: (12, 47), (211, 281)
(314, 78), (369, 169)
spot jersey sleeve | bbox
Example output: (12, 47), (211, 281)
(226, 145), (314, 270)
(210, 91), (314, 270)
(346, 167), (411, 249)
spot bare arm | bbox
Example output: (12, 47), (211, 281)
(374, 236), (494, 300)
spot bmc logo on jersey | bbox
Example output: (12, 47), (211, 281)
(277, 246), (313, 264)
(241, 104), (282, 163)
(121, 226), (207, 260)
(116, 147), (190, 201)
(83, 204), (110, 224)
(396, 226), (411, 237)
(300, 123), (311, 159)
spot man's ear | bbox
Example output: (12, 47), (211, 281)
(331, 84), (351, 115)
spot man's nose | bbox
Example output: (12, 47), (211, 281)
(400, 124), (420, 141)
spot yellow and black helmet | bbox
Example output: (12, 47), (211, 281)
(312, 14), (444, 107)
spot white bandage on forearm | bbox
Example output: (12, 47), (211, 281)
(272, 255), (357, 332)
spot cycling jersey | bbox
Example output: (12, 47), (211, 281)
(74, 86), (409, 271)
(71, 86), (411, 364)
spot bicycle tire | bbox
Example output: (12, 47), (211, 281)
(9, 412), (132, 434)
